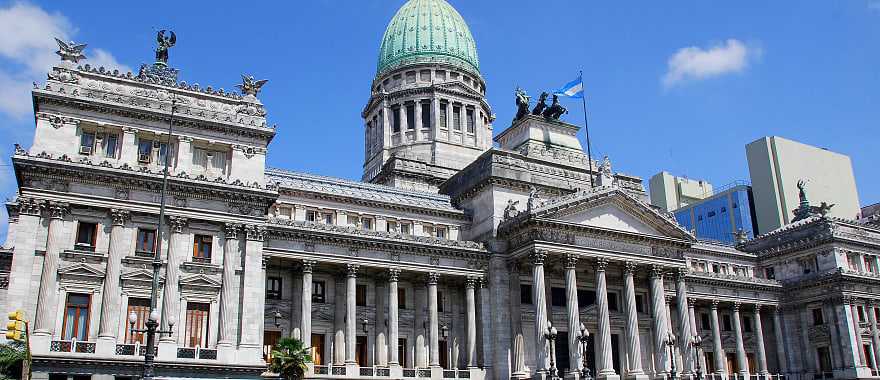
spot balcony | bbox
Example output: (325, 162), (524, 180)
(177, 346), (217, 360)
(310, 366), (476, 379)
(114, 343), (158, 356)
(49, 340), (95, 354)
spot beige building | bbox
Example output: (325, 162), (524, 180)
(746, 136), (861, 233)
(648, 172), (713, 212)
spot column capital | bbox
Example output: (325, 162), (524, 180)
(245, 224), (266, 241)
(841, 295), (856, 306)
(623, 260), (637, 275)
(530, 250), (548, 265)
(711, 299), (720, 310)
(466, 277), (477, 289)
(45, 201), (69, 220)
(302, 260), (316, 274)
(168, 216), (188, 233)
(346, 264), (360, 278)
(563, 254), (578, 269)
(122, 126), (139, 134)
(110, 209), (130, 226)
(773, 304), (783, 314)
(595, 257), (609, 272)
(224, 223), (241, 239)
(675, 267), (689, 281)
(17, 197), (43, 216)
(665, 295), (673, 305)
(732, 302), (742, 312)
(426, 272), (439, 285)
(388, 268), (401, 282)
(753, 304), (763, 314)
(649, 264), (665, 279)
(688, 297), (698, 309)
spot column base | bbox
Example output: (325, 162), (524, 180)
(565, 370), (582, 380)
(596, 372), (620, 380)
(345, 362), (359, 376)
(216, 344), (236, 362)
(389, 364), (404, 378)
(29, 334), (50, 355)
(430, 366), (444, 380)
(623, 372), (650, 380)
(157, 340), (177, 360)
(95, 336), (117, 356)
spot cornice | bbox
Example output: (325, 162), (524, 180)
(686, 271), (782, 291)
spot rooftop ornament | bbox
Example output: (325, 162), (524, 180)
(154, 30), (176, 67)
(792, 179), (835, 222)
(54, 38), (87, 64)
(237, 75), (269, 97)
(138, 29), (179, 86)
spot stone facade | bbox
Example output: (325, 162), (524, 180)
(2, 2), (880, 380)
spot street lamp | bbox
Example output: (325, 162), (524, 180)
(273, 310), (283, 330)
(128, 310), (174, 379)
(361, 318), (370, 333)
(576, 323), (592, 380)
(665, 332), (677, 380)
(691, 335), (703, 380)
(545, 321), (559, 379)
(440, 323), (449, 340)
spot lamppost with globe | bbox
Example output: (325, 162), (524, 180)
(545, 321), (559, 379)
(690, 335), (704, 380)
(128, 310), (174, 380)
(575, 323), (592, 380)
(665, 332), (678, 380)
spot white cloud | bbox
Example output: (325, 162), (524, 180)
(662, 39), (759, 88)
(0, 2), (129, 119)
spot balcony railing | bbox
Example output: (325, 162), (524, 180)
(115, 343), (158, 356)
(50, 340), (95, 354)
(176, 346), (217, 360)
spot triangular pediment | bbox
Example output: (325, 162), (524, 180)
(121, 269), (161, 282)
(179, 273), (221, 289)
(435, 81), (483, 97)
(533, 187), (694, 241)
(58, 263), (105, 278)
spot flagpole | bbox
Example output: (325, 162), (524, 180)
(579, 70), (595, 188)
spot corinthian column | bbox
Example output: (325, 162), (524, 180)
(772, 306), (787, 374)
(622, 261), (646, 379)
(217, 223), (240, 347)
(869, 302), (880, 375)
(34, 202), (68, 335)
(428, 272), (440, 368)
(98, 209), (130, 341)
(301, 260), (316, 349)
(710, 301), (727, 378)
(388, 269), (401, 367)
(345, 264), (359, 365)
(595, 258), (618, 380)
(160, 216), (187, 342)
(649, 265), (669, 376)
(466, 277), (478, 368)
(532, 251), (549, 374)
(675, 269), (694, 375)
(509, 262), (526, 377)
(731, 303), (749, 378)
(753, 305), (769, 375)
(564, 254), (582, 376)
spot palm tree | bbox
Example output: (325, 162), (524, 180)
(268, 337), (312, 380)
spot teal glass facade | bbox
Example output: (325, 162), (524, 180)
(673, 185), (758, 244)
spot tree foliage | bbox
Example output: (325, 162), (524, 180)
(268, 337), (312, 380)
(0, 341), (25, 380)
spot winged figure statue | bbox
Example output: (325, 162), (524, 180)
(237, 75), (269, 97)
(155, 30), (177, 65)
(54, 38), (87, 63)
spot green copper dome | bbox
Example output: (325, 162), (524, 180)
(377, 0), (480, 76)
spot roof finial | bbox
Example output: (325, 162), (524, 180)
(54, 38), (87, 64)
(237, 75), (269, 97)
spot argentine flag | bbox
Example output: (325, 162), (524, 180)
(554, 75), (584, 99)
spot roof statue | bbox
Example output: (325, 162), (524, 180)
(503, 199), (520, 220)
(733, 228), (749, 245)
(54, 38), (87, 64)
(532, 92), (549, 116)
(542, 94), (568, 120)
(597, 155), (614, 187)
(526, 186), (541, 212)
(236, 75), (269, 97)
(514, 87), (530, 121)
(792, 179), (835, 222)
(155, 30), (176, 66)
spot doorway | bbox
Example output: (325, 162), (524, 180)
(556, 332), (570, 373)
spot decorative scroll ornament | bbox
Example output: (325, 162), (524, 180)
(236, 75), (268, 97)
(54, 38), (87, 64)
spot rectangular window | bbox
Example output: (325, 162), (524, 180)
(635, 294), (645, 313)
(858, 306), (866, 322)
(435, 227), (447, 239)
(79, 132), (96, 155)
(406, 104), (416, 130)
(323, 213), (334, 225)
(311, 334), (326, 365)
(466, 109), (475, 133)
(577, 290), (596, 307)
(520, 284), (532, 305)
(701, 313), (711, 330)
(452, 106), (461, 131)
(386, 221), (398, 233)
(743, 316), (753, 332)
(392, 108), (401, 133)
(192, 235), (212, 263)
(103, 133), (118, 158)
(356, 284), (367, 306)
(313, 281), (326, 303)
(137, 139), (153, 163)
(125, 298), (150, 344)
(184, 302), (210, 348)
(608, 292), (619, 312)
(421, 102), (432, 130)
(400, 223), (411, 235)
(435, 70), (446, 81)
(406, 71), (416, 84)
(550, 287), (566, 307)
(136, 228), (157, 255)
(437, 291), (445, 312)
(306, 210), (317, 222)
(75, 222), (97, 251)
(398, 338), (408, 367)
(812, 308), (824, 325)
(420, 70), (431, 82)
(439, 103), (448, 129)
(722, 315), (732, 331)
(267, 277), (282, 300)
(362, 218), (373, 230)
(765, 267), (775, 280)
(398, 288), (407, 309)
(62, 293), (91, 341)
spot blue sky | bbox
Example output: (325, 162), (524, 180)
(0, 0), (877, 240)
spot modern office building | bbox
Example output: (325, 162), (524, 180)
(672, 183), (758, 244)
(649, 172), (713, 213)
(2, 1), (880, 380)
(746, 136), (861, 233)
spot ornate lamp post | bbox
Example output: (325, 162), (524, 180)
(665, 332), (677, 380)
(273, 310), (283, 331)
(576, 323), (592, 380)
(691, 335), (703, 380)
(128, 310), (174, 379)
(545, 321), (559, 379)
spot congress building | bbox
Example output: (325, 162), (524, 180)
(2, 1), (880, 380)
